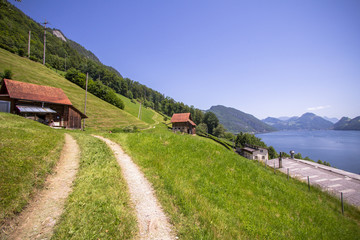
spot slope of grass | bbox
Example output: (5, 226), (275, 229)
(0, 113), (64, 224)
(118, 94), (156, 124)
(52, 133), (137, 239)
(105, 128), (360, 239)
(0, 48), (148, 130)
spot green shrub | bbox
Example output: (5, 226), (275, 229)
(17, 48), (24, 57)
(2, 69), (12, 79)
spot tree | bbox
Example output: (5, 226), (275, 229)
(196, 123), (208, 134)
(203, 112), (219, 135)
(323, 161), (331, 166)
(268, 146), (278, 159)
(294, 152), (303, 159)
(281, 152), (290, 158)
(235, 132), (267, 148)
(224, 132), (235, 142)
(213, 124), (226, 138)
(2, 69), (12, 79)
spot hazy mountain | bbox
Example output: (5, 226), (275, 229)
(333, 116), (360, 130)
(323, 116), (339, 124)
(208, 105), (275, 134)
(263, 113), (333, 130)
(278, 116), (291, 121)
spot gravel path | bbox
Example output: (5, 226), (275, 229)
(93, 135), (175, 240)
(6, 133), (80, 240)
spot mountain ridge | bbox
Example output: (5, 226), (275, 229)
(263, 113), (334, 130)
(333, 116), (360, 130)
(208, 105), (275, 134)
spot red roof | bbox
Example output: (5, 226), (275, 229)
(2, 79), (72, 105)
(171, 113), (196, 126)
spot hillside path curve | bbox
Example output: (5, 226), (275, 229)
(93, 135), (175, 240)
(6, 133), (80, 240)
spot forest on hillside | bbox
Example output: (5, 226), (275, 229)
(0, 1), (206, 123)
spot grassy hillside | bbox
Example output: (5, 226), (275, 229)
(0, 48), (149, 130)
(118, 94), (155, 125)
(0, 113), (64, 224)
(105, 127), (360, 239)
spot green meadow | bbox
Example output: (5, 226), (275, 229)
(0, 113), (64, 224)
(105, 127), (360, 239)
(117, 94), (156, 125)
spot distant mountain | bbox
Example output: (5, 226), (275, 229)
(333, 116), (360, 130)
(262, 117), (289, 130)
(263, 113), (333, 130)
(323, 116), (339, 124)
(278, 116), (291, 121)
(208, 105), (275, 134)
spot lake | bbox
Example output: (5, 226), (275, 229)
(256, 130), (360, 174)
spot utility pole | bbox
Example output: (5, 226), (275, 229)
(138, 102), (142, 119)
(82, 72), (89, 131)
(42, 20), (49, 65)
(28, 30), (31, 58)
(64, 53), (67, 71)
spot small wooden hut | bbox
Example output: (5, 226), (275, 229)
(171, 112), (196, 134)
(0, 79), (87, 129)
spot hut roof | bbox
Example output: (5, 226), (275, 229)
(1, 79), (73, 105)
(171, 113), (196, 126)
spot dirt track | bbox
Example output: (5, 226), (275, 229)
(6, 133), (80, 240)
(94, 135), (175, 240)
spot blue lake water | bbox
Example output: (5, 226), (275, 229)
(256, 130), (360, 174)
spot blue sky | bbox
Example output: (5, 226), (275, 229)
(14, 0), (360, 119)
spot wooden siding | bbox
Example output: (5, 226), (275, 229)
(68, 106), (82, 129)
(172, 122), (196, 134)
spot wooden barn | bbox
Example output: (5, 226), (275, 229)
(171, 112), (196, 134)
(0, 79), (87, 129)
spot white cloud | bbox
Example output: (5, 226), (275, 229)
(307, 105), (331, 111)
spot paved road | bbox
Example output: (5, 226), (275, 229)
(265, 158), (360, 208)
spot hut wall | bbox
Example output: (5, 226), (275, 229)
(172, 122), (196, 134)
(68, 107), (82, 129)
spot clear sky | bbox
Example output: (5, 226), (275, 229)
(13, 0), (360, 119)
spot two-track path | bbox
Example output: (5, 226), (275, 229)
(94, 135), (175, 240)
(6, 133), (80, 240)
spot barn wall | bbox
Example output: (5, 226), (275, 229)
(172, 122), (196, 134)
(67, 107), (82, 129)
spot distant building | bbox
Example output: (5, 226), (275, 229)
(0, 79), (87, 129)
(237, 145), (268, 161)
(171, 112), (196, 134)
